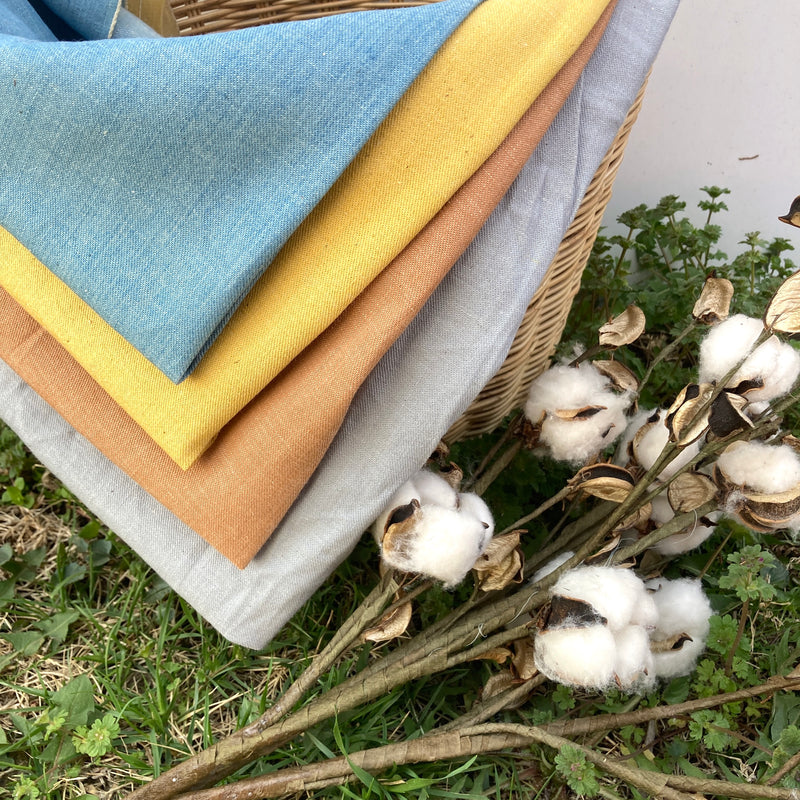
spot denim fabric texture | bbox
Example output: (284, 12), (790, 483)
(0, 0), (616, 567)
(0, 0), (611, 467)
(1, 0), (57, 38)
(37, 0), (121, 38)
(0, 0), (679, 647)
(0, 0), (483, 381)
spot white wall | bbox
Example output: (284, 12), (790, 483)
(601, 1), (800, 260)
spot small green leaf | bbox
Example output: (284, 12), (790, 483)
(661, 676), (691, 705)
(36, 611), (81, 645)
(78, 521), (101, 541)
(0, 543), (13, 566)
(2, 631), (44, 656)
(51, 674), (95, 728)
(72, 714), (119, 759)
(385, 777), (437, 792)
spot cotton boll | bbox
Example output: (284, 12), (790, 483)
(699, 314), (800, 403)
(613, 625), (655, 693)
(371, 469), (458, 543)
(526, 362), (633, 465)
(530, 550), (575, 584)
(646, 578), (712, 679)
(412, 469), (459, 509)
(525, 361), (612, 421)
(552, 566), (650, 632)
(634, 410), (701, 479)
(381, 505), (490, 588)
(538, 393), (630, 465)
(717, 440), (800, 494)
(534, 625), (617, 690)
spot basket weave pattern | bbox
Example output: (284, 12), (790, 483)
(170, 0), (643, 442)
(171, 0), (430, 32)
(445, 83), (645, 441)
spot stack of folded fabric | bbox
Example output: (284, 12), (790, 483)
(0, 0), (678, 648)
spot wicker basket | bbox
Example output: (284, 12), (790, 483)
(164, 0), (644, 442)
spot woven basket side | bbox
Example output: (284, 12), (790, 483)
(444, 81), (647, 442)
(171, 0), (432, 33)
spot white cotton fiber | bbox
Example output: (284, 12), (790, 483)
(525, 361), (611, 420)
(552, 566), (652, 632)
(380, 504), (490, 588)
(457, 492), (495, 538)
(647, 494), (718, 556)
(534, 625), (617, 690)
(413, 469), (459, 509)
(530, 550), (575, 584)
(717, 440), (800, 494)
(653, 514), (719, 556)
(646, 578), (712, 679)
(615, 408), (657, 466)
(371, 469), (457, 542)
(699, 314), (800, 403)
(526, 362), (633, 465)
(613, 624), (656, 693)
(634, 410), (701, 479)
(651, 634), (708, 680)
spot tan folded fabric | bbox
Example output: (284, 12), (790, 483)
(0, 2), (614, 568)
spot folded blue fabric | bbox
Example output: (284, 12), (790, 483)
(0, 0), (482, 382)
(0, 0), (679, 648)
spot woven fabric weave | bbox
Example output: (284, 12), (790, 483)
(0, 0), (611, 467)
(0, 0), (679, 647)
(0, 0), (483, 382)
(0, 2), (614, 567)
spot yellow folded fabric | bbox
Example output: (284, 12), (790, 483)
(0, 0), (609, 469)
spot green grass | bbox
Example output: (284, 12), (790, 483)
(2, 188), (800, 799)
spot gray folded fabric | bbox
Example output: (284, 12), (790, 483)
(0, 0), (678, 648)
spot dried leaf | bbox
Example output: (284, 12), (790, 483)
(468, 647), (513, 665)
(667, 472), (718, 513)
(692, 275), (734, 324)
(480, 671), (517, 702)
(593, 359), (640, 394)
(781, 433), (800, 454)
(765, 269), (800, 334)
(553, 405), (607, 421)
(665, 383), (714, 446)
(614, 502), (653, 532)
(778, 195), (800, 228)
(473, 531), (524, 592)
(585, 533), (622, 562)
(511, 637), (538, 681)
(598, 305), (646, 348)
(363, 600), (413, 643)
(568, 463), (635, 502)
